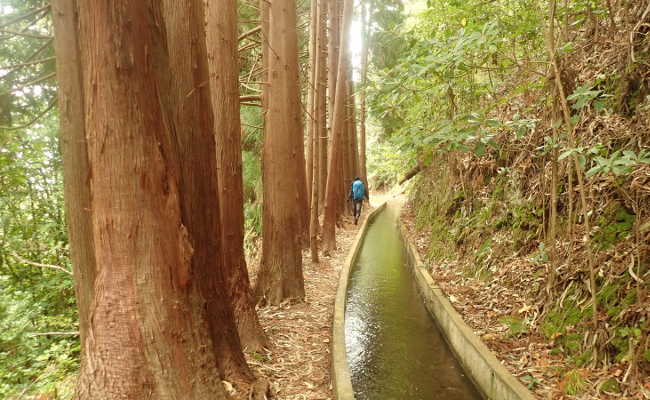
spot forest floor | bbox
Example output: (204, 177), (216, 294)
(243, 198), (381, 400)
(400, 201), (650, 400)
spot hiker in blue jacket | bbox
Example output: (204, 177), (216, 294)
(349, 177), (369, 225)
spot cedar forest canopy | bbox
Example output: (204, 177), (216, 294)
(1, 0), (649, 398)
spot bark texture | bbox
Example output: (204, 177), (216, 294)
(51, 0), (96, 352)
(205, 0), (268, 352)
(66, 1), (229, 397)
(358, 2), (369, 185)
(309, 0), (328, 263)
(256, 0), (306, 304)
(306, 0), (319, 205)
(323, 0), (353, 252)
(161, 0), (255, 381)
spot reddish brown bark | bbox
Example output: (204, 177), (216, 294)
(358, 3), (370, 185)
(306, 0), (319, 206)
(51, 0), (96, 357)
(327, 0), (341, 128)
(256, 0), (306, 304)
(205, 0), (268, 353)
(161, 0), (256, 381)
(63, 1), (229, 397)
(309, 0), (329, 263)
(348, 79), (359, 178)
(323, 0), (353, 252)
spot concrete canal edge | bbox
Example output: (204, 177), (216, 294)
(398, 215), (536, 400)
(331, 202), (387, 400)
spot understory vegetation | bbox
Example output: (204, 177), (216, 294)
(1, 0), (648, 397)
(366, 0), (649, 397)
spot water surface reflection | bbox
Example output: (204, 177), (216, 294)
(345, 209), (482, 399)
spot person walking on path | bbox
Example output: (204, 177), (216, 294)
(349, 177), (369, 225)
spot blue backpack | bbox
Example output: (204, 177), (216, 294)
(352, 180), (365, 200)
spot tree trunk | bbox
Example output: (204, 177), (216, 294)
(306, 0), (319, 206)
(359, 3), (369, 185)
(310, 0), (328, 263)
(68, 1), (229, 398)
(340, 79), (353, 218)
(162, 0), (263, 381)
(323, 0), (352, 252)
(204, 0), (268, 354)
(256, 0), (306, 304)
(60, 0), (238, 400)
(327, 0), (340, 131)
(51, 0), (96, 360)
(348, 78), (359, 177)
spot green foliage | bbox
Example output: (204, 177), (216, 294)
(593, 205), (634, 250)
(563, 369), (587, 395)
(610, 326), (642, 363)
(367, 0), (546, 170)
(500, 316), (528, 337)
(600, 378), (621, 394)
(541, 299), (592, 343)
(0, 113), (79, 398)
(567, 83), (610, 111)
(367, 138), (407, 187)
(0, 1), (57, 129)
(586, 149), (650, 177)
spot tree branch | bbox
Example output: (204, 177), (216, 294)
(27, 331), (79, 337)
(0, 57), (55, 73)
(240, 95), (261, 102)
(238, 26), (261, 41)
(0, 5), (51, 29)
(0, 28), (53, 40)
(0, 100), (57, 130)
(1, 72), (56, 96)
(10, 251), (73, 275)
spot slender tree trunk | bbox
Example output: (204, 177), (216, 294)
(359, 3), (369, 185)
(205, 0), (268, 354)
(327, 0), (341, 130)
(51, 0), (96, 360)
(317, 0), (329, 212)
(310, 121), (321, 263)
(69, 1), (229, 397)
(323, 0), (353, 252)
(547, 112), (560, 295)
(348, 78), (359, 177)
(547, 0), (598, 327)
(340, 78), (352, 217)
(256, 0), (306, 304)
(310, 0), (329, 262)
(306, 0), (319, 206)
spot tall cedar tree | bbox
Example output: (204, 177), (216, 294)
(161, 0), (254, 381)
(358, 2), (369, 185)
(51, 0), (96, 355)
(309, 0), (329, 262)
(306, 0), (318, 205)
(256, 0), (307, 304)
(324, 0), (340, 210)
(205, 0), (268, 352)
(323, 0), (353, 252)
(52, 1), (241, 397)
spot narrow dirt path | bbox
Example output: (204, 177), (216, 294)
(244, 204), (377, 399)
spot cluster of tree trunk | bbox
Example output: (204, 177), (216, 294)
(52, 0), (370, 395)
(321, 0), (368, 253)
(53, 0), (265, 397)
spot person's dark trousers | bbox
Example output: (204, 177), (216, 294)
(353, 199), (363, 224)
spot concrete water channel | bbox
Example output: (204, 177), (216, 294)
(344, 206), (482, 399)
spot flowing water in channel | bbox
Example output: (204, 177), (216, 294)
(345, 207), (483, 399)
